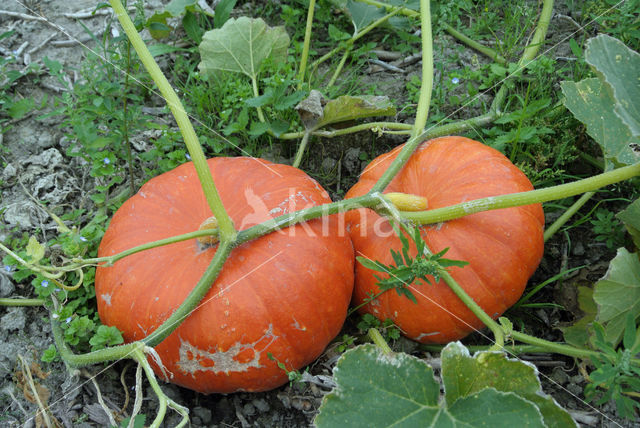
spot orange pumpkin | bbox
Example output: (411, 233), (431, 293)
(345, 136), (544, 344)
(95, 157), (354, 393)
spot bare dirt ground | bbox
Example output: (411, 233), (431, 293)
(0, 1), (638, 427)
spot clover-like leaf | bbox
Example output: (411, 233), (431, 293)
(585, 35), (640, 138)
(198, 17), (290, 80)
(593, 248), (640, 346)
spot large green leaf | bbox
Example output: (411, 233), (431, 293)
(561, 77), (640, 168)
(198, 17), (289, 79)
(593, 248), (640, 346)
(585, 35), (640, 138)
(315, 344), (441, 426)
(315, 344), (568, 427)
(346, 0), (385, 35)
(617, 198), (640, 249)
(442, 342), (576, 428)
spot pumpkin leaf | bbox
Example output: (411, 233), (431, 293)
(585, 35), (640, 138)
(26, 236), (45, 264)
(441, 342), (577, 428)
(198, 17), (290, 80)
(346, 0), (386, 35)
(560, 285), (598, 349)
(616, 198), (640, 249)
(593, 248), (640, 346)
(315, 95), (396, 129)
(315, 343), (561, 427)
(561, 77), (640, 169)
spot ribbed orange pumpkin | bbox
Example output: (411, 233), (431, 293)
(345, 136), (544, 344)
(95, 157), (354, 393)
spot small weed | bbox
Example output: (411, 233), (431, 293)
(590, 208), (626, 250)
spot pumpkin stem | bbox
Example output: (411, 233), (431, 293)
(197, 216), (220, 245)
(385, 192), (428, 212)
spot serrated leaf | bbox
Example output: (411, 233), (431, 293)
(561, 77), (640, 168)
(585, 35), (640, 137)
(316, 95), (396, 129)
(441, 342), (576, 427)
(198, 17), (290, 79)
(617, 198), (640, 249)
(26, 236), (45, 263)
(593, 248), (640, 346)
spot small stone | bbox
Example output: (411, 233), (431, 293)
(550, 367), (569, 385)
(252, 398), (270, 413)
(0, 274), (15, 297)
(242, 402), (256, 416)
(343, 148), (361, 176)
(2, 164), (17, 181)
(192, 406), (212, 424)
(0, 307), (26, 331)
(321, 157), (337, 172)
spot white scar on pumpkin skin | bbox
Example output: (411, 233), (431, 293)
(176, 324), (278, 375)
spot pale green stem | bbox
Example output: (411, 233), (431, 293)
(109, 0), (236, 242)
(297, 0), (316, 88)
(519, 0), (554, 66)
(544, 192), (595, 242)
(437, 265), (505, 349)
(142, 240), (233, 347)
(310, 6), (403, 70)
(403, 163), (640, 224)
(441, 22), (506, 64)
(368, 328), (393, 354)
(250, 75), (266, 123)
(0, 298), (45, 306)
(278, 121), (413, 140)
(326, 46), (352, 90)
(369, 1), (434, 193)
(411, 0), (433, 139)
(132, 348), (189, 428)
(292, 131), (311, 168)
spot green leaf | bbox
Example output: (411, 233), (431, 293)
(617, 198), (640, 249)
(441, 342), (576, 427)
(26, 236), (45, 263)
(346, 0), (385, 35)
(448, 388), (544, 427)
(315, 344), (553, 427)
(593, 248), (640, 346)
(316, 95), (395, 129)
(165, 0), (198, 17)
(147, 43), (185, 57)
(214, 0), (237, 28)
(146, 12), (172, 39)
(198, 17), (290, 80)
(560, 286), (598, 348)
(585, 35), (640, 138)
(315, 344), (441, 427)
(7, 97), (34, 119)
(561, 77), (640, 168)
